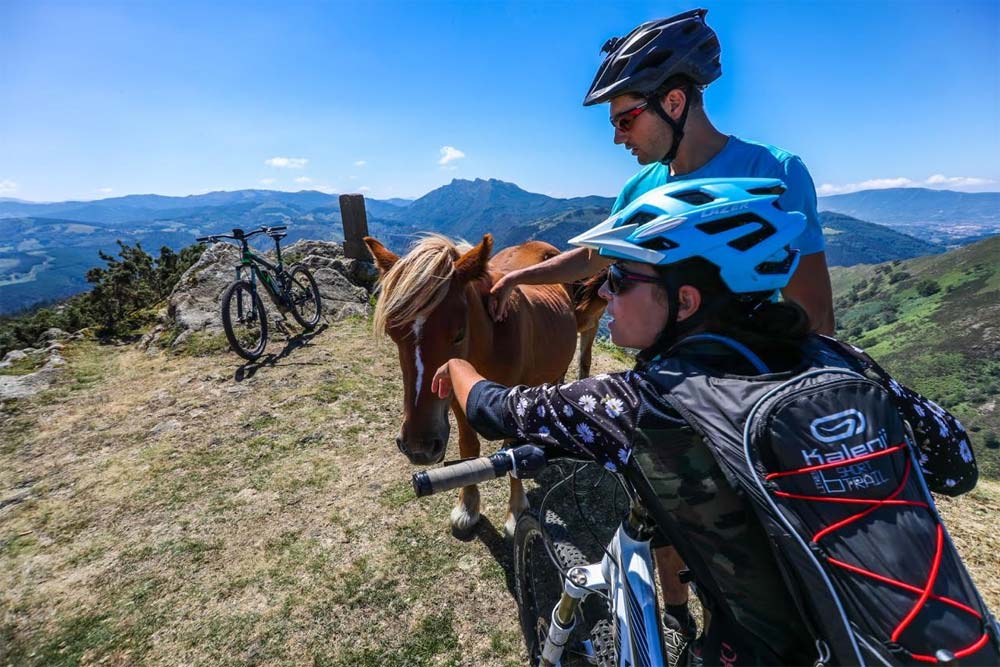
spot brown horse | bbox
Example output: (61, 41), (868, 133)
(365, 233), (604, 537)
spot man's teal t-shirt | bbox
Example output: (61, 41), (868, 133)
(611, 136), (825, 255)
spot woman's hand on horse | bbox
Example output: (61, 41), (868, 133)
(431, 362), (453, 398)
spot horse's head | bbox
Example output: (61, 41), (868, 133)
(365, 233), (493, 465)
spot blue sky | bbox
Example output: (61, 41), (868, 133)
(1, 0), (997, 202)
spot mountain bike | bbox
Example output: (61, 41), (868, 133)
(412, 445), (684, 667)
(196, 226), (322, 361)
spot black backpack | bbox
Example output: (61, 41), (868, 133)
(644, 334), (999, 666)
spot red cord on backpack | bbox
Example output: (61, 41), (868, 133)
(766, 446), (989, 663)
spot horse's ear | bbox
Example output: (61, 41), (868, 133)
(364, 236), (398, 275)
(455, 234), (493, 283)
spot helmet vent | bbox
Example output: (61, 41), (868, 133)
(639, 47), (675, 71)
(639, 237), (679, 252)
(747, 185), (785, 196)
(699, 37), (720, 52)
(673, 190), (715, 205)
(696, 214), (755, 235)
(756, 248), (798, 274)
(624, 211), (659, 227)
(622, 31), (661, 56)
(727, 215), (777, 251)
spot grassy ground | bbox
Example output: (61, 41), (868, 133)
(2, 318), (999, 666)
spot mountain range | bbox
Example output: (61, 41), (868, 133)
(818, 188), (1000, 245)
(1, 179), (996, 315)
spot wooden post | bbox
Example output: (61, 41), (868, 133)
(340, 194), (370, 260)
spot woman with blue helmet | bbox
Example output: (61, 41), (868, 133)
(431, 178), (981, 665)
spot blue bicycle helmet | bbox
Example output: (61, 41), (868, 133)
(569, 178), (806, 294)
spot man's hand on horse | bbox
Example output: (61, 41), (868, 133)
(431, 362), (453, 399)
(489, 274), (517, 322)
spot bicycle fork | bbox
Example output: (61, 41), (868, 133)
(539, 505), (667, 667)
(540, 563), (606, 667)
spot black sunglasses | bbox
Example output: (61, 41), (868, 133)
(606, 263), (663, 296)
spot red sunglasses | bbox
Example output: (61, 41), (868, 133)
(610, 100), (648, 132)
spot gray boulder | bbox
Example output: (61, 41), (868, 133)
(39, 328), (70, 343)
(167, 242), (242, 335)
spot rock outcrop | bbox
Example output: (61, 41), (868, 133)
(0, 343), (67, 401)
(162, 239), (376, 348)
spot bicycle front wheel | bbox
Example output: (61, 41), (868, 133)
(288, 264), (322, 330)
(513, 509), (614, 667)
(221, 280), (268, 360)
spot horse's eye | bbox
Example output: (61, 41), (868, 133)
(453, 329), (466, 344)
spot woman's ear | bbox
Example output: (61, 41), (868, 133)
(676, 285), (702, 322)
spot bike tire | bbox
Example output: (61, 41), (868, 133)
(513, 509), (615, 667)
(288, 264), (322, 330)
(221, 280), (268, 361)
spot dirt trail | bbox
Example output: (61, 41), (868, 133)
(1, 320), (998, 666)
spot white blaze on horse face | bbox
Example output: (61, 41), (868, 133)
(412, 316), (426, 406)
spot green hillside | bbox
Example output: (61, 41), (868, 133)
(821, 212), (943, 266)
(832, 235), (1000, 477)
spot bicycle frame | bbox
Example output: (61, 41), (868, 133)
(236, 246), (290, 310)
(540, 504), (667, 667)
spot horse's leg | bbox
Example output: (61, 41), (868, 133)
(450, 411), (482, 539)
(503, 438), (530, 538)
(577, 324), (598, 380)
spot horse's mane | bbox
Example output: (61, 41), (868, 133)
(372, 234), (473, 336)
(573, 266), (608, 313)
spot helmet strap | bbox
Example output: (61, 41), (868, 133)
(648, 83), (692, 165)
(635, 276), (683, 368)
(635, 282), (743, 369)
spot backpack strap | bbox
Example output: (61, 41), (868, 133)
(668, 333), (772, 374)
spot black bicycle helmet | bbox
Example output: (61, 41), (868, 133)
(584, 9), (721, 165)
(583, 8), (721, 106)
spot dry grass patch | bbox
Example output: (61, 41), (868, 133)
(1, 319), (998, 667)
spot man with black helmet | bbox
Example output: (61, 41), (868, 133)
(491, 8), (833, 335)
(489, 7), (835, 646)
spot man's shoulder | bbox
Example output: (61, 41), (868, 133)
(721, 136), (802, 172)
(613, 163), (670, 213)
(621, 162), (669, 193)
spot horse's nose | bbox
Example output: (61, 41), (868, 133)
(429, 437), (446, 462)
(395, 436), (408, 456)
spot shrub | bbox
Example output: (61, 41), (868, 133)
(889, 271), (910, 284)
(0, 242), (204, 356)
(983, 431), (999, 450)
(916, 279), (941, 297)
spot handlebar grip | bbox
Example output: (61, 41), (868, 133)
(196, 236), (211, 242)
(412, 454), (509, 498)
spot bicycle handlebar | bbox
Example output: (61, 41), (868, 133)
(196, 225), (288, 244)
(411, 445), (547, 497)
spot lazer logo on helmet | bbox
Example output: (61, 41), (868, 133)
(699, 202), (749, 218)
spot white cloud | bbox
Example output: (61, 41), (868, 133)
(358, 186), (371, 193)
(354, 160), (367, 167)
(294, 176), (313, 184)
(259, 178), (276, 186)
(98, 187), (113, 195)
(265, 157), (308, 169)
(925, 174), (991, 188)
(315, 184), (338, 194)
(438, 146), (465, 165)
(817, 174), (995, 196)
(0, 179), (18, 196)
